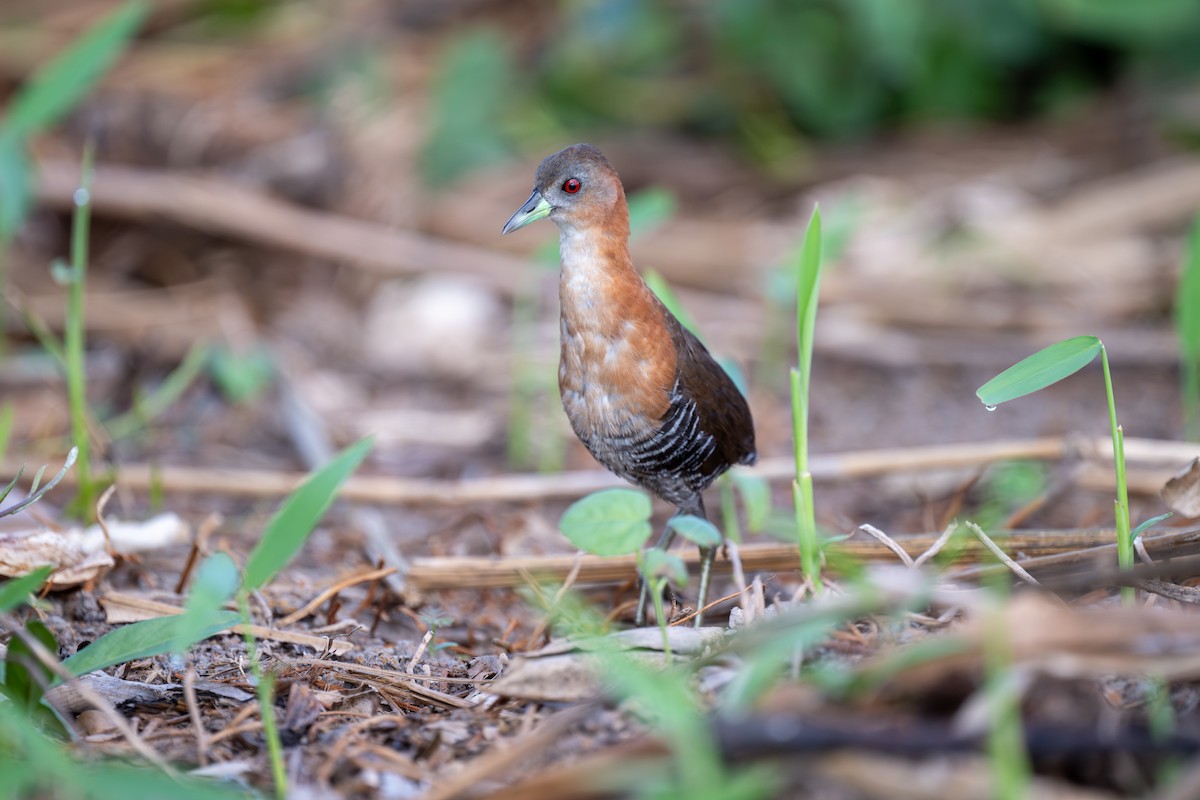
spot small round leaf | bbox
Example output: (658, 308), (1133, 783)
(668, 515), (722, 548)
(642, 549), (687, 585)
(559, 489), (652, 556)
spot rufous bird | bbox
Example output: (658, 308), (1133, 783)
(502, 144), (756, 626)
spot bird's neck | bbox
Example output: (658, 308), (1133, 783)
(555, 220), (677, 427)
(557, 222), (653, 334)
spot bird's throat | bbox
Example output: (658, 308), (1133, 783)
(556, 224), (676, 429)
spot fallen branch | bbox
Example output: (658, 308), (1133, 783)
(35, 158), (535, 291)
(1, 436), (1075, 507)
(406, 529), (1127, 591)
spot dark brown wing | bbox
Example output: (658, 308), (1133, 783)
(665, 314), (757, 472)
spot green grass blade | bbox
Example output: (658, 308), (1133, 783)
(0, 566), (52, 613)
(243, 436), (373, 590)
(1176, 214), (1200, 439)
(1132, 512), (1173, 539)
(0, 134), (31, 240)
(796, 206), (824, 410)
(0, 402), (13, 459)
(174, 552), (240, 655)
(976, 335), (1103, 406)
(105, 342), (211, 439)
(61, 611), (241, 678)
(4, 2), (147, 138)
(0, 467), (22, 507)
(0, 447), (77, 520)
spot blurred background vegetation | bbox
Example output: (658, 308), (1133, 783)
(424, 0), (1200, 183)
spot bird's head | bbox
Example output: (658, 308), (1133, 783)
(501, 144), (627, 236)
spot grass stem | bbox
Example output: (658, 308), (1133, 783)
(66, 142), (94, 517)
(1100, 344), (1133, 604)
(238, 592), (287, 799)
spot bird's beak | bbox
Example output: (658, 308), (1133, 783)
(501, 189), (552, 235)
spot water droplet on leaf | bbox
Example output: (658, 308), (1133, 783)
(984, 404), (998, 412)
(73, 188), (90, 207)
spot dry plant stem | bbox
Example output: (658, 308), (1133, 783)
(725, 539), (751, 622)
(421, 705), (594, 800)
(100, 592), (355, 654)
(183, 666), (207, 767)
(404, 629), (434, 675)
(93, 483), (116, 553)
(315, 714), (414, 787)
(276, 565), (398, 627)
(36, 159), (537, 291)
(276, 366), (410, 594)
(525, 552), (584, 646)
(403, 529), (1122, 591)
(857, 524), (915, 567)
(670, 586), (746, 626)
(963, 521), (1040, 586)
(913, 521), (960, 568)
(0, 436), (1076, 506)
(1, 615), (173, 774)
(305, 659), (474, 709)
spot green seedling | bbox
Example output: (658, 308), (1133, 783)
(64, 144), (96, 516)
(57, 439), (370, 797)
(1175, 214), (1200, 440)
(977, 335), (1134, 603)
(539, 589), (776, 800)
(209, 344), (275, 405)
(0, 448), (77, 521)
(0, 1), (145, 361)
(982, 602), (1032, 800)
(560, 488), (654, 557)
(792, 206), (824, 590)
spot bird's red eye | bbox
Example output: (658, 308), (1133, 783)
(562, 178), (581, 194)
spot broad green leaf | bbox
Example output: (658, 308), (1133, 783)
(4, 2), (147, 138)
(641, 548), (688, 585)
(0, 566), (52, 613)
(976, 335), (1103, 407)
(668, 514), (722, 548)
(559, 488), (652, 556)
(1, 620), (68, 736)
(174, 552), (240, 655)
(61, 611), (240, 678)
(243, 437), (373, 590)
(731, 472), (771, 532)
(2, 620), (57, 709)
(59, 764), (253, 800)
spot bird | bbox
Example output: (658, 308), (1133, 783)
(501, 144), (756, 626)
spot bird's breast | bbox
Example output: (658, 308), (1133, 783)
(556, 258), (676, 442)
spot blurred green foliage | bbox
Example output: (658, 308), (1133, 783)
(426, 0), (1200, 183)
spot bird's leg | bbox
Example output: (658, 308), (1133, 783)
(634, 496), (710, 627)
(687, 496), (717, 627)
(634, 519), (678, 627)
